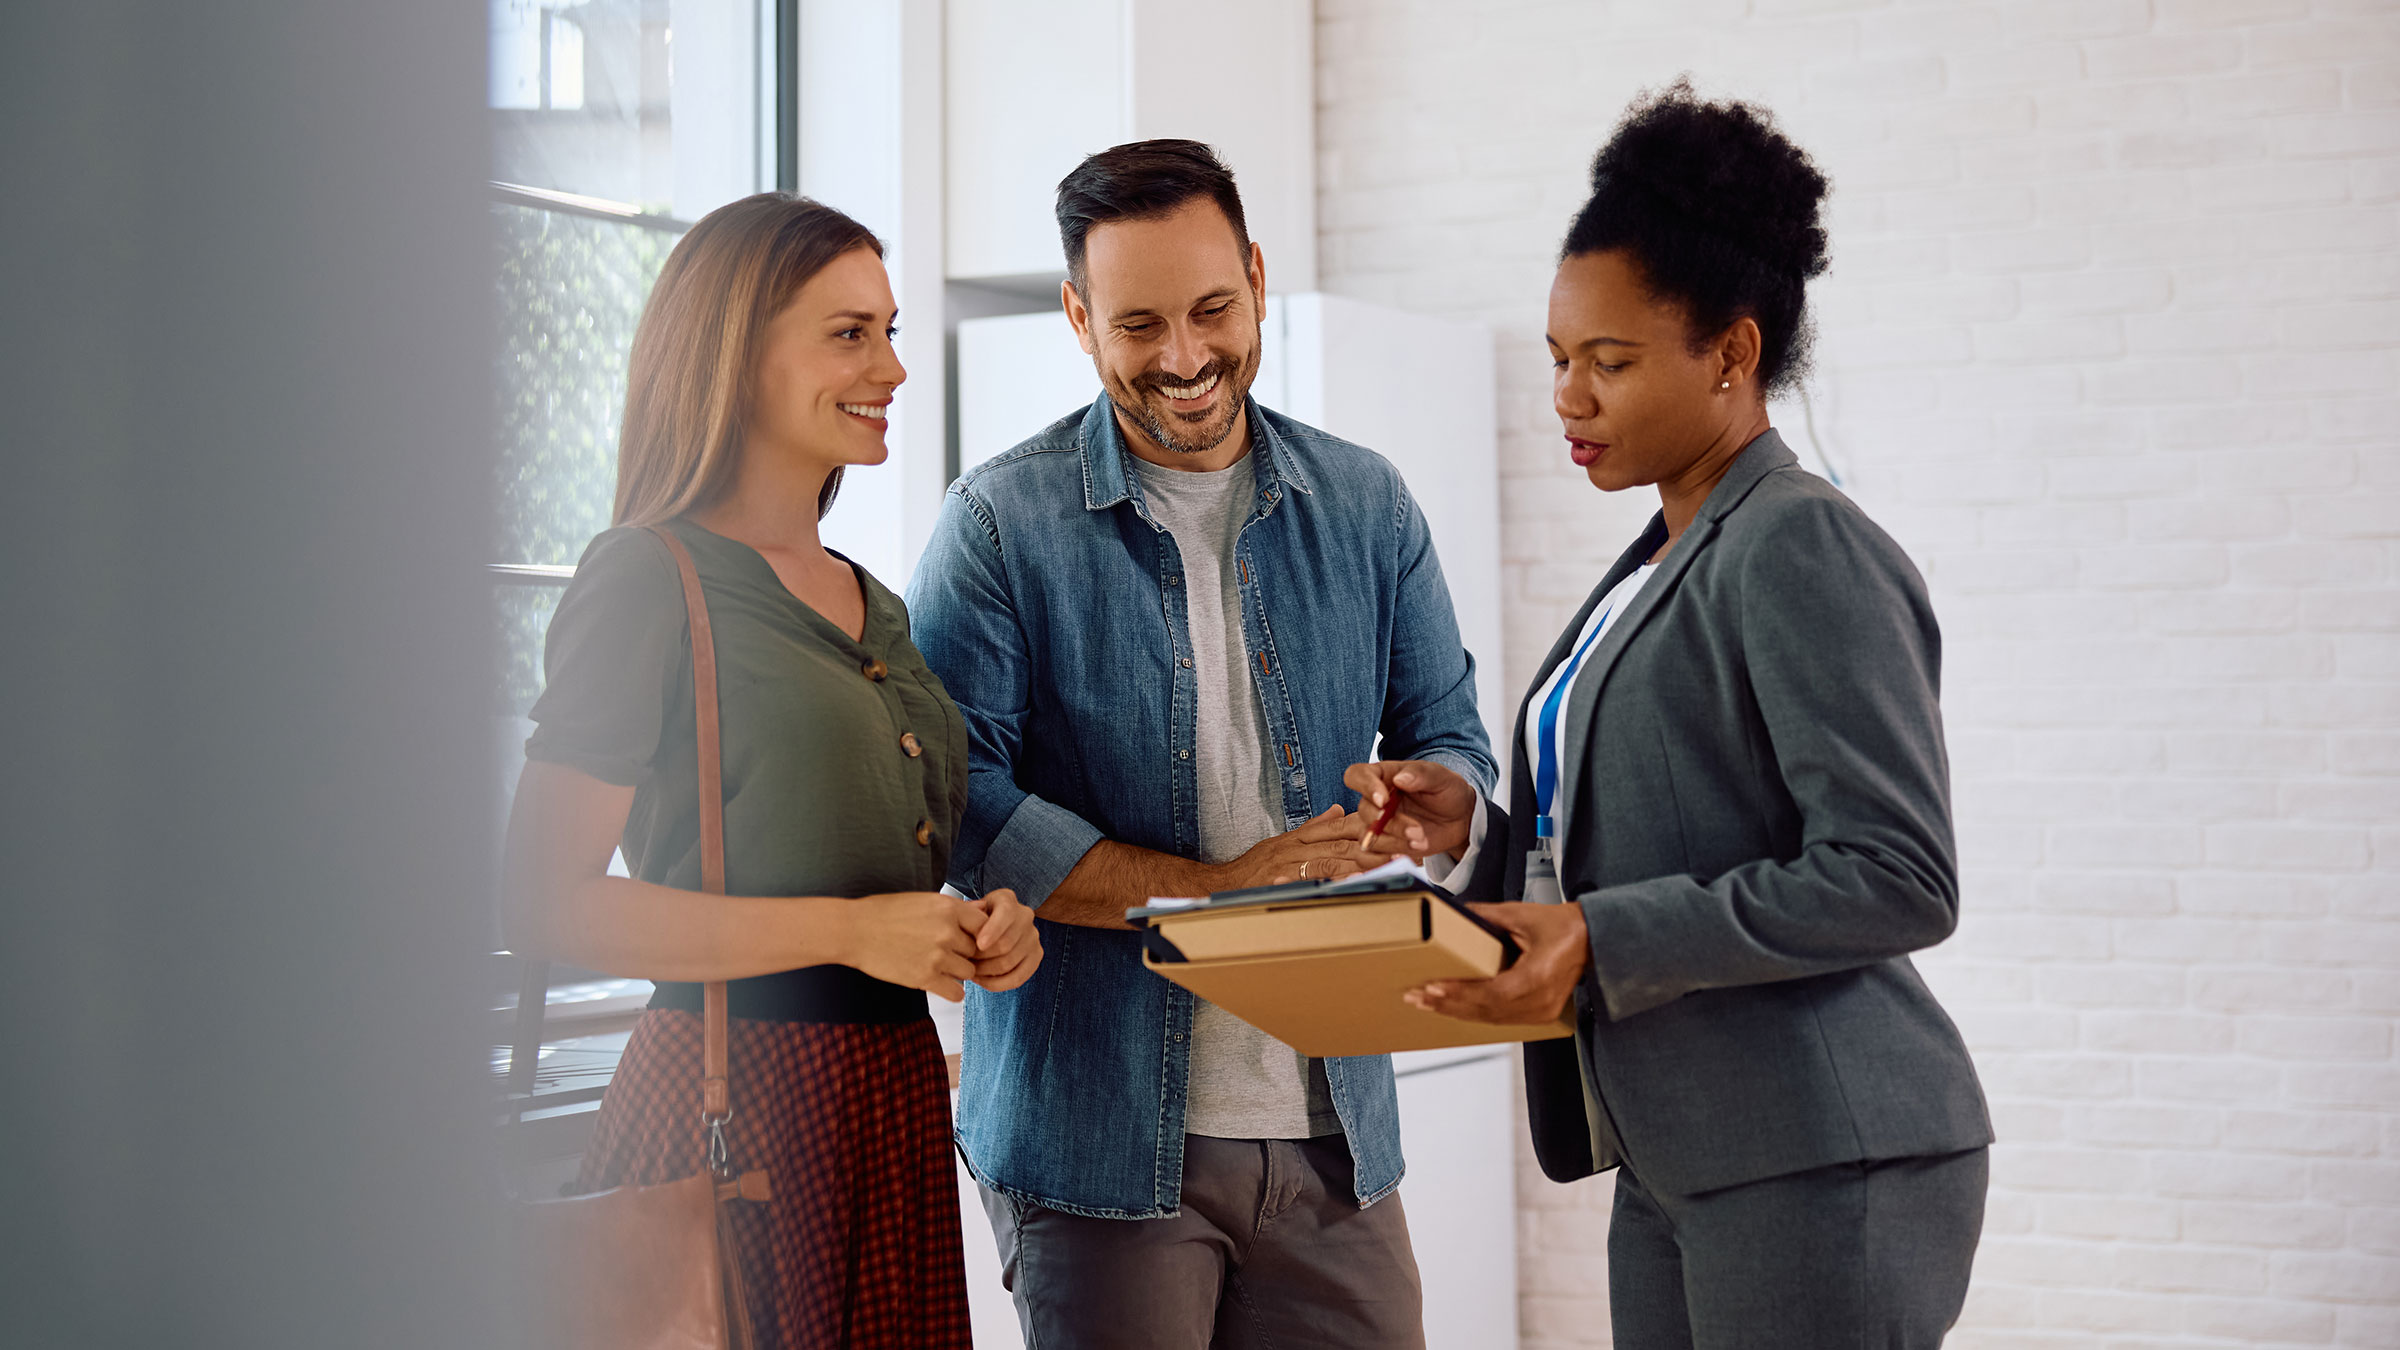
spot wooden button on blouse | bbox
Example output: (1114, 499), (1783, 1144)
(899, 732), (922, 758)
(862, 658), (889, 682)
(914, 819), (933, 847)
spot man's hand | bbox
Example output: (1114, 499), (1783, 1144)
(968, 888), (1042, 993)
(1343, 760), (1477, 860)
(1405, 901), (1590, 1025)
(1226, 806), (1393, 888)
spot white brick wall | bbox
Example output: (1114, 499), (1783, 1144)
(1316, 2), (2400, 1345)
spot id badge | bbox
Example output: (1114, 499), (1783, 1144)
(1524, 843), (1565, 907)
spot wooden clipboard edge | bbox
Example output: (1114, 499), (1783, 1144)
(1137, 887), (1522, 968)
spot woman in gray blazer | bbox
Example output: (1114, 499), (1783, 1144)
(1346, 81), (1992, 1348)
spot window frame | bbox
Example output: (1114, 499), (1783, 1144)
(489, 0), (795, 1088)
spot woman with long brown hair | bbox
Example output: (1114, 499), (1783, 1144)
(503, 193), (1040, 1347)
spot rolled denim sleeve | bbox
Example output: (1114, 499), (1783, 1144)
(1378, 485), (1499, 794)
(905, 483), (1104, 907)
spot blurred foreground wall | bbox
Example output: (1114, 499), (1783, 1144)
(0, 4), (504, 1345)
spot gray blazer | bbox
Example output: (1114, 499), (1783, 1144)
(1459, 430), (1992, 1196)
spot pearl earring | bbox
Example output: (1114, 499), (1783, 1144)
(1719, 380), (1730, 389)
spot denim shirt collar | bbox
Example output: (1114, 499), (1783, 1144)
(1078, 392), (1317, 521)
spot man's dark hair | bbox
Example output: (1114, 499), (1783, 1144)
(1562, 77), (1831, 397)
(1056, 139), (1250, 294)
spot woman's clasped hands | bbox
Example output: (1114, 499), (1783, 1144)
(842, 887), (1042, 1002)
(1342, 758), (1593, 1028)
(967, 889), (1043, 993)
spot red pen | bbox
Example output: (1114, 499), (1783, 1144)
(1363, 793), (1400, 856)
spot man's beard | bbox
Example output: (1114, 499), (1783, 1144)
(1108, 330), (1262, 458)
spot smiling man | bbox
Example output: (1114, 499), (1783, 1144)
(906, 140), (1494, 1349)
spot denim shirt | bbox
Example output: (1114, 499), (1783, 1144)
(906, 394), (1497, 1218)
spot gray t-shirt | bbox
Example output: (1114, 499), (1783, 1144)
(1131, 452), (1340, 1141)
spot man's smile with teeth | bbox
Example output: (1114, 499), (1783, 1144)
(838, 402), (887, 419)
(1157, 371), (1220, 400)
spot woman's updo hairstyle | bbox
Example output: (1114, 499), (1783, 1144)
(1562, 78), (1831, 398)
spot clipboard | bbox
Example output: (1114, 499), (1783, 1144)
(1128, 867), (1523, 968)
(1124, 862), (1571, 1057)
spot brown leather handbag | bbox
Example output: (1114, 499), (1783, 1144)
(504, 523), (771, 1350)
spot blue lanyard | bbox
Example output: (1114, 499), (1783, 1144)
(1532, 600), (1619, 839)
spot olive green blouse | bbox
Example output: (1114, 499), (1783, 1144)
(525, 517), (968, 1022)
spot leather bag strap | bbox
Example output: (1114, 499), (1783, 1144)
(646, 524), (733, 1128)
(504, 526), (740, 1158)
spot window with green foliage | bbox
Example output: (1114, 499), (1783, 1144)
(486, 0), (781, 723)
(494, 204), (672, 570)
(491, 200), (680, 718)
(485, 3), (784, 1012)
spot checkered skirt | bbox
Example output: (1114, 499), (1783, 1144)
(573, 1010), (972, 1350)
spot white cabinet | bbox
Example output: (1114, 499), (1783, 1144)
(954, 1154), (1022, 1349)
(944, 0), (1316, 288)
(1268, 293), (1505, 757)
(1392, 1047), (1522, 1350)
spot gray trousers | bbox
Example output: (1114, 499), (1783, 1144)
(1609, 1148), (1989, 1350)
(977, 1134), (1425, 1350)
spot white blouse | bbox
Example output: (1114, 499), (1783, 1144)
(1522, 562), (1658, 823)
(1446, 561), (1658, 887)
